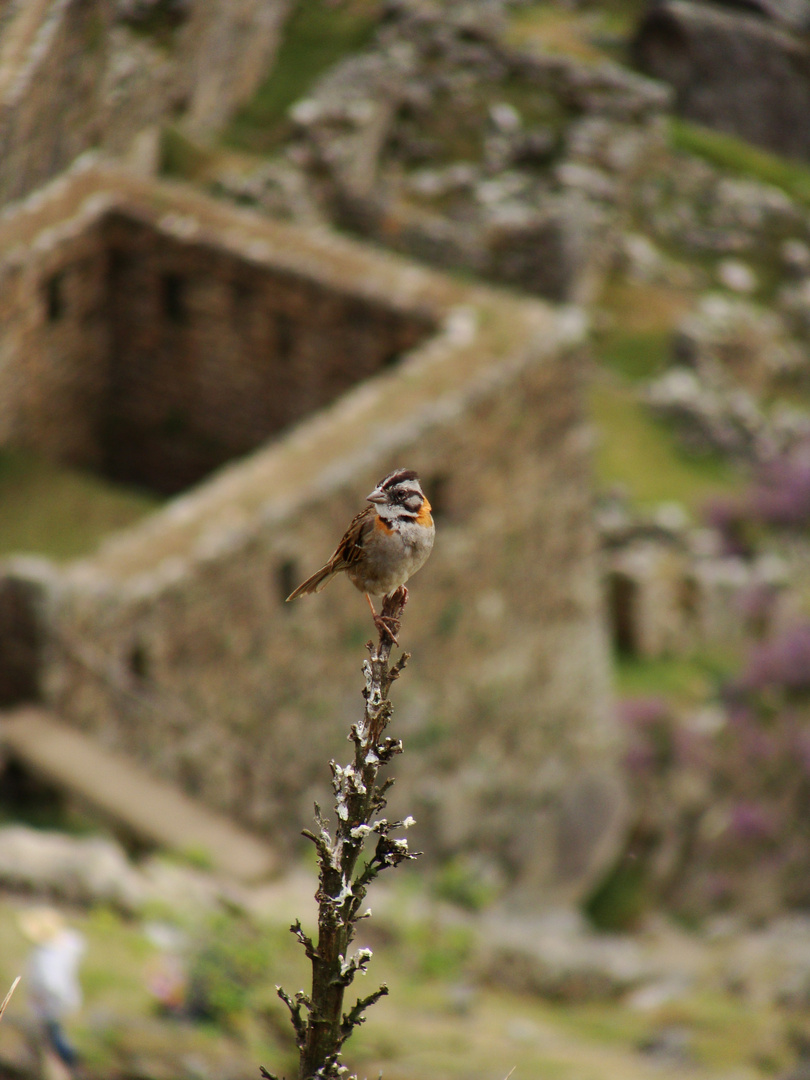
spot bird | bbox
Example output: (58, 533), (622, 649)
(286, 469), (435, 641)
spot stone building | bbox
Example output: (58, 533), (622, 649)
(0, 158), (621, 905)
(600, 507), (791, 661)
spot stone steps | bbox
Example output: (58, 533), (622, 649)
(0, 707), (277, 882)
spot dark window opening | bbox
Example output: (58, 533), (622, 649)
(275, 314), (294, 360)
(607, 572), (639, 657)
(162, 272), (187, 324)
(232, 281), (253, 318)
(679, 577), (699, 620)
(128, 641), (150, 683)
(0, 759), (72, 830)
(277, 559), (300, 605)
(45, 273), (65, 321)
(107, 248), (132, 284)
(0, 578), (42, 706)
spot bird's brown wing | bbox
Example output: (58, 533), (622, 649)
(285, 506), (375, 600)
(328, 505), (375, 573)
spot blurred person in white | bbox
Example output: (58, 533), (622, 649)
(18, 907), (85, 1075)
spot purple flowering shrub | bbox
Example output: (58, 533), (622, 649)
(705, 442), (810, 554)
(615, 625), (810, 919)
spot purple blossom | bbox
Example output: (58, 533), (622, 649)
(750, 454), (810, 528)
(618, 696), (670, 729)
(793, 729), (810, 776)
(734, 582), (776, 627)
(729, 801), (776, 841)
(739, 624), (810, 694)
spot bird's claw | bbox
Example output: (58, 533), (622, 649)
(373, 613), (400, 645)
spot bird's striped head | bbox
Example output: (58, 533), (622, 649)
(367, 469), (429, 522)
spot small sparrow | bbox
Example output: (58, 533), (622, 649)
(286, 469), (435, 640)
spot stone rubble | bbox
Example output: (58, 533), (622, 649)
(645, 295), (810, 463)
(211, 0), (671, 303)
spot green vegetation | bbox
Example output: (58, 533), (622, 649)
(590, 378), (740, 512)
(187, 912), (278, 1024)
(432, 855), (500, 912)
(0, 449), (159, 562)
(160, 126), (214, 181)
(0, 885), (797, 1078)
(595, 328), (670, 382)
(584, 850), (649, 931)
(670, 117), (810, 206)
(505, 1), (647, 64)
(594, 278), (693, 382)
(224, 0), (381, 154)
(588, 276), (742, 511)
(614, 652), (735, 704)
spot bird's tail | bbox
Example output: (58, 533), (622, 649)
(285, 563), (337, 601)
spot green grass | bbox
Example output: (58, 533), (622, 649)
(590, 378), (741, 513)
(595, 328), (670, 383)
(0, 449), (159, 561)
(0, 882), (796, 1080)
(506, 1), (647, 65)
(614, 652), (735, 703)
(160, 125), (214, 180)
(224, 0), (381, 155)
(670, 117), (810, 206)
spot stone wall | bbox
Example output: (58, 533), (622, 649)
(0, 165), (432, 493)
(0, 216), (111, 465)
(99, 213), (431, 493)
(0, 163), (621, 905)
(0, 0), (290, 205)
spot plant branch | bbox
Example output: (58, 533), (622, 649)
(265, 587), (417, 1080)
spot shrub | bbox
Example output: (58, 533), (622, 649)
(703, 441), (810, 551)
(610, 626), (810, 919)
(186, 913), (273, 1024)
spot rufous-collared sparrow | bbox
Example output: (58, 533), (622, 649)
(286, 469), (435, 640)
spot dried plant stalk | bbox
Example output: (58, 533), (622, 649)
(262, 587), (419, 1080)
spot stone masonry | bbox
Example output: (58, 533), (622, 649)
(0, 158), (621, 906)
(0, 167), (429, 494)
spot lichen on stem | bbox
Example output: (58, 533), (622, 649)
(262, 586), (420, 1080)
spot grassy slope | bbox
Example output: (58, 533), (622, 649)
(590, 377), (740, 512)
(590, 278), (741, 513)
(0, 890), (791, 1080)
(0, 450), (159, 562)
(506, 0), (649, 63)
(223, 0), (381, 155)
(671, 117), (810, 207)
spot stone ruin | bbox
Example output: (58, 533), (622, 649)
(599, 500), (792, 662)
(0, 155), (622, 906)
(213, 0), (672, 304)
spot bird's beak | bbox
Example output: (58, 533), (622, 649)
(366, 485), (386, 504)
